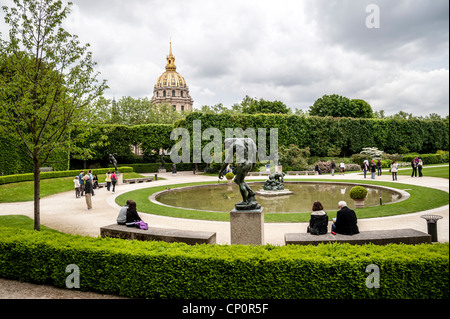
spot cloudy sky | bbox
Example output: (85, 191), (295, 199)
(1, 0), (449, 116)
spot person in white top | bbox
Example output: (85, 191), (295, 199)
(339, 161), (346, 175)
(391, 161), (399, 181)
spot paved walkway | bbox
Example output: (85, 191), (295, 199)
(0, 168), (448, 245)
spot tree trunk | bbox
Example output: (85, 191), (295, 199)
(33, 155), (41, 231)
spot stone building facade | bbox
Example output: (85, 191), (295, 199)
(151, 43), (193, 111)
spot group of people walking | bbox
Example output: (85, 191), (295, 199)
(73, 170), (118, 210)
(307, 200), (359, 236)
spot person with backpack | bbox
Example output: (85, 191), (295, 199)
(111, 171), (117, 194)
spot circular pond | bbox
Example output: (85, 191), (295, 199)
(152, 182), (405, 213)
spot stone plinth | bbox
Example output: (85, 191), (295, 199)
(255, 189), (293, 197)
(230, 207), (264, 245)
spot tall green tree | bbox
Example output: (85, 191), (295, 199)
(241, 95), (291, 114)
(0, 0), (107, 230)
(309, 94), (373, 118)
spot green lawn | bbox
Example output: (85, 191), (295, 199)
(0, 215), (59, 233)
(397, 165), (449, 179)
(115, 179), (449, 223)
(0, 172), (146, 203)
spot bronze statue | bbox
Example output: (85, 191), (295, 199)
(219, 138), (260, 210)
(109, 153), (118, 172)
(263, 172), (285, 191)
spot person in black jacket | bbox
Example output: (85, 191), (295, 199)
(126, 200), (142, 224)
(332, 201), (359, 235)
(307, 201), (328, 235)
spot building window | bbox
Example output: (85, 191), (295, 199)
(181, 91), (183, 97)
(156, 91), (159, 97)
(172, 90), (175, 97)
(173, 105), (176, 111)
(181, 105), (184, 111)
(163, 90), (166, 97)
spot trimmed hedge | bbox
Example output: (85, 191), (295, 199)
(178, 113), (449, 157)
(0, 226), (448, 299)
(0, 166), (133, 185)
(402, 154), (448, 164)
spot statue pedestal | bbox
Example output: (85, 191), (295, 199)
(116, 172), (123, 184)
(230, 207), (264, 245)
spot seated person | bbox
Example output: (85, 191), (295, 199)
(332, 201), (359, 235)
(307, 201), (328, 235)
(117, 199), (133, 225)
(126, 200), (142, 225)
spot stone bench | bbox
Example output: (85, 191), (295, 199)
(285, 228), (431, 246)
(123, 177), (154, 184)
(286, 171), (316, 176)
(247, 172), (264, 176)
(100, 224), (216, 245)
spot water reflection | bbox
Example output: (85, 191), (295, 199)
(156, 182), (401, 213)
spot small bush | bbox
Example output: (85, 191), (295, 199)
(349, 186), (368, 199)
(225, 172), (235, 180)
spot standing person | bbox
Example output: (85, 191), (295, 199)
(83, 175), (93, 210)
(370, 160), (376, 179)
(418, 158), (423, 177)
(171, 163), (177, 175)
(331, 160), (336, 176)
(73, 176), (80, 198)
(339, 161), (345, 175)
(362, 160), (369, 179)
(307, 201), (328, 235)
(78, 171), (85, 196)
(332, 201), (359, 235)
(105, 170), (112, 191)
(111, 171), (117, 194)
(391, 160), (399, 181)
(411, 158), (418, 177)
(88, 170), (94, 196)
(376, 159), (382, 176)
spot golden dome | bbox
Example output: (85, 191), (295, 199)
(154, 42), (188, 89)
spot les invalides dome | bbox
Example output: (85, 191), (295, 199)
(151, 42), (193, 111)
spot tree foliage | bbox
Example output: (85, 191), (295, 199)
(309, 94), (373, 118)
(0, 0), (107, 230)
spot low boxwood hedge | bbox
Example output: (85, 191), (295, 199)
(0, 166), (134, 185)
(0, 226), (448, 299)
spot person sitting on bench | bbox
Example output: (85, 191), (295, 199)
(332, 201), (359, 235)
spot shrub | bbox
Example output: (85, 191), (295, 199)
(349, 186), (368, 199)
(0, 226), (448, 299)
(0, 167), (134, 185)
(225, 172), (235, 180)
(402, 154), (444, 164)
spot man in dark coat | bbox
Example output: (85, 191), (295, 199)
(332, 201), (359, 235)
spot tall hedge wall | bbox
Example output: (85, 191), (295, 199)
(2, 115), (448, 175)
(177, 113), (449, 157)
(0, 226), (448, 299)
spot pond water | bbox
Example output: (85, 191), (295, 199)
(154, 182), (402, 213)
